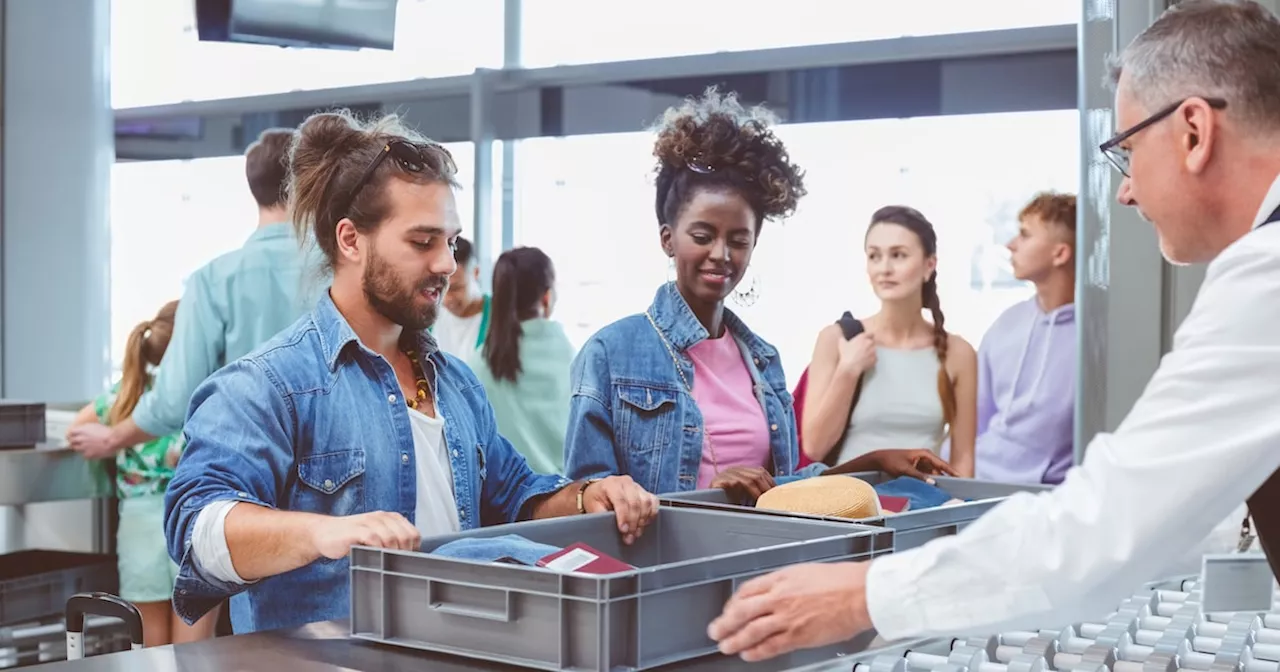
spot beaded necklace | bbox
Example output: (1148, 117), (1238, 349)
(403, 348), (433, 411)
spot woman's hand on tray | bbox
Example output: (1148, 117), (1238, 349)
(709, 467), (776, 502)
(825, 449), (957, 483)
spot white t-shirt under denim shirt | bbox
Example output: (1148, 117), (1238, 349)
(191, 408), (460, 585)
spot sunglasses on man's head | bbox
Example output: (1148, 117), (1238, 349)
(337, 139), (455, 223)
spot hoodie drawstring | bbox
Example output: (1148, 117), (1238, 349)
(1002, 304), (1068, 422)
(1000, 312), (1037, 424)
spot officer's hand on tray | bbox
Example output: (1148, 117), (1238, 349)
(709, 467), (776, 502)
(310, 511), (421, 559)
(581, 476), (658, 545)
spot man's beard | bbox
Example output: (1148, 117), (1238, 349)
(362, 247), (448, 332)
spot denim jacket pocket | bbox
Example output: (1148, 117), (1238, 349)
(614, 383), (680, 455)
(294, 450), (366, 517)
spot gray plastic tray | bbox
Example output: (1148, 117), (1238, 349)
(0, 550), (118, 626)
(350, 506), (893, 672)
(0, 400), (46, 448)
(661, 472), (1050, 551)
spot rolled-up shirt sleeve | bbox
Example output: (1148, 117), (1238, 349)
(191, 500), (250, 585)
(866, 238), (1280, 639)
(163, 358), (295, 625)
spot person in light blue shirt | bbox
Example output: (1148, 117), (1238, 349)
(68, 128), (323, 455)
(467, 247), (575, 475)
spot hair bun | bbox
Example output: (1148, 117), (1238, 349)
(293, 112), (368, 165)
(651, 87), (806, 222)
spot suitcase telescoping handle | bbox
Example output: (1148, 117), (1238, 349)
(65, 592), (145, 660)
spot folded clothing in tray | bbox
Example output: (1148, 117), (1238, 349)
(431, 534), (562, 566)
(871, 477), (965, 511)
(429, 536), (637, 574)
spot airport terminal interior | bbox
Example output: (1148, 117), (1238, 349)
(1, 0), (1279, 669)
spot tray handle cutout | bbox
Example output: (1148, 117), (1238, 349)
(427, 580), (514, 623)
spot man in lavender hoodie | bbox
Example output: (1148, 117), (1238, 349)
(975, 192), (1077, 485)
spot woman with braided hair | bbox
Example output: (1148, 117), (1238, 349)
(800, 206), (977, 477)
(564, 88), (954, 499)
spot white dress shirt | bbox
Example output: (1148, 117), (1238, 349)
(866, 173), (1280, 639)
(191, 408), (459, 584)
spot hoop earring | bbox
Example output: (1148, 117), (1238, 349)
(731, 273), (760, 308)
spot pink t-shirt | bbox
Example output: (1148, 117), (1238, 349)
(687, 332), (771, 489)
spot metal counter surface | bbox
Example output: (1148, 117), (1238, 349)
(25, 620), (905, 671)
(0, 445), (113, 506)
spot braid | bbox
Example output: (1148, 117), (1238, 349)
(923, 273), (956, 426)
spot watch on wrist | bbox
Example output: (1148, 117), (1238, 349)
(577, 478), (602, 514)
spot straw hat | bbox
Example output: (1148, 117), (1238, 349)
(756, 475), (881, 519)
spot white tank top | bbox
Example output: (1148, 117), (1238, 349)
(835, 346), (947, 464)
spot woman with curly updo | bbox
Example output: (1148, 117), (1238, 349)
(563, 89), (951, 499)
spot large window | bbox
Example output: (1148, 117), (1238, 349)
(109, 142), (483, 372)
(521, 0), (1078, 68)
(111, 0), (503, 109)
(513, 110), (1080, 385)
(512, 133), (664, 350)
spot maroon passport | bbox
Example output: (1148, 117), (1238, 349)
(537, 543), (635, 574)
(878, 495), (911, 514)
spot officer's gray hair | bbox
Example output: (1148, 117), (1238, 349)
(1110, 0), (1280, 133)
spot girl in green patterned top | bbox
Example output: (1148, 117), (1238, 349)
(68, 300), (220, 646)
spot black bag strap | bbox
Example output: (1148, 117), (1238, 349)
(837, 311), (863, 340)
(822, 312), (866, 468)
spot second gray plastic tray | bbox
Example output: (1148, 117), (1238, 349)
(661, 472), (1051, 551)
(350, 506), (893, 672)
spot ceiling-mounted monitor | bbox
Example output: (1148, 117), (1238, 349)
(195, 0), (398, 51)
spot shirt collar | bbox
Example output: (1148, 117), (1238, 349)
(312, 291), (442, 372)
(1250, 172), (1280, 230)
(647, 282), (777, 364)
(246, 222), (295, 245)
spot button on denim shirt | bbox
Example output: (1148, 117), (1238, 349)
(564, 282), (822, 494)
(164, 292), (571, 634)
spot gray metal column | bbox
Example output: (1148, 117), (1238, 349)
(470, 69), (496, 280)
(1076, 0), (1189, 459)
(3, 0), (112, 401)
(1, 0), (113, 553)
(500, 0), (520, 252)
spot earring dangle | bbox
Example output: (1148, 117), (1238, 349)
(731, 273), (760, 308)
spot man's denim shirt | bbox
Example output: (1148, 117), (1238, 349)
(564, 282), (823, 494)
(164, 292), (571, 634)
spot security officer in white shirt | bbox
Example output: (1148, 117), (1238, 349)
(708, 0), (1280, 660)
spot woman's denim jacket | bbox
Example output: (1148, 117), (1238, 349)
(564, 282), (823, 494)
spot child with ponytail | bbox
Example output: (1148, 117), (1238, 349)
(467, 246), (575, 475)
(67, 300), (220, 645)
